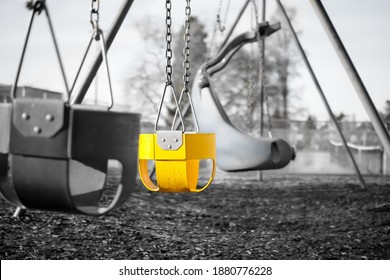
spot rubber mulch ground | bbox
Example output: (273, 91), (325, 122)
(1, 175), (389, 259)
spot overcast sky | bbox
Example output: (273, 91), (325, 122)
(0, 0), (389, 121)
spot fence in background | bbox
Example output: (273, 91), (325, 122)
(269, 119), (389, 175)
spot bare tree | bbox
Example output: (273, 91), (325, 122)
(267, 6), (301, 121)
(204, 6), (304, 136)
(123, 18), (166, 125)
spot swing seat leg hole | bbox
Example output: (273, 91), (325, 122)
(146, 160), (158, 185)
(197, 159), (214, 190)
(70, 159), (124, 210)
(291, 145), (297, 161)
(98, 159), (124, 207)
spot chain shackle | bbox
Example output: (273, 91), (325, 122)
(26, 0), (45, 14)
(90, 0), (100, 36)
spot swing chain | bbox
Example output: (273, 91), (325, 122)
(155, 0), (185, 131)
(206, 0), (231, 62)
(251, 0), (273, 138)
(216, 0), (230, 33)
(250, 0), (259, 26)
(247, 1), (256, 132)
(90, 0), (100, 38)
(165, 0), (173, 84)
(182, 0), (200, 132)
(260, 41), (272, 138)
(182, 0), (191, 92)
(171, 0), (199, 132)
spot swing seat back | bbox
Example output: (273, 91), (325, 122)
(2, 97), (140, 215)
(138, 131), (216, 192)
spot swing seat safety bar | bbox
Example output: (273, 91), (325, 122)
(139, 132), (216, 192)
(0, 98), (140, 215)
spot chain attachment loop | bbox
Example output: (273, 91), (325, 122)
(70, 0), (113, 109)
(156, 0), (199, 132)
(155, 0), (185, 131)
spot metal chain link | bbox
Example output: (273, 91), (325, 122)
(182, 0), (191, 92)
(90, 0), (100, 34)
(252, 0), (273, 138)
(216, 0), (224, 32)
(172, 0), (199, 132)
(247, 1), (257, 132)
(206, 0), (221, 62)
(251, 0), (259, 24)
(165, 0), (173, 84)
(259, 38), (272, 138)
(216, 0), (230, 33)
(206, 20), (218, 62)
(206, 0), (230, 62)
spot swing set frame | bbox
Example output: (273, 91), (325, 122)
(82, 0), (389, 187)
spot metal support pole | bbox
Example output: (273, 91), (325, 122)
(309, 0), (390, 159)
(258, 0), (266, 182)
(219, 0), (251, 51)
(275, 0), (366, 188)
(259, 0), (266, 138)
(71, 0), (135, 104)
(379, 149), (384, 175)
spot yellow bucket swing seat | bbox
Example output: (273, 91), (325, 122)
(138, 0), (216, 193)
(138, 84), (216, 193)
